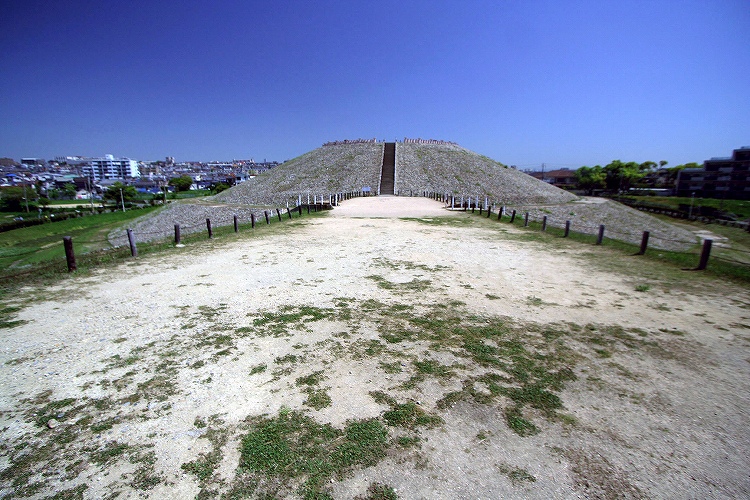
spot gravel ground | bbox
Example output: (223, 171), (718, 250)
(111, 196), (698, 252)
(2, 197), (748, 499)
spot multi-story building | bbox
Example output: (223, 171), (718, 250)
(67, 154), (140, 180)
(676, 147), (750, 199)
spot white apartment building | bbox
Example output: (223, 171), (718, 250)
(68, 155), (140, 180)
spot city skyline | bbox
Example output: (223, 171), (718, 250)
(1, 0), (748, 168)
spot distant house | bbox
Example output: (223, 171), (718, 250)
(527, 168), (576, 189)
(676, 147), (750, 199)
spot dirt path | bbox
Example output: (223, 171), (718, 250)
(1, 197), (748, 499)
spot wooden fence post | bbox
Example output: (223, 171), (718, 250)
(63, 236), (76, 272)
(696, 239), (713, 270)
(276, 209), (282, 222)
(524, 212), (529, 227)
(638, 231), (650, 255)
(251, 213), (256, 228)
(174, 224), (181, 244)
(264, 211), (270, 224)
(596, 225), (605, 245)
(126, 229), (137, 257)
(287, 208), (292, 219)
(299, 205), (303, 216)
(541, 216), (547, 232)
(564, 220), (570, 238)
(510, 210), (516, 223)
(206, 218), (213, 239)
(498, 206), (504, 221)
(233, 215), (239, 232)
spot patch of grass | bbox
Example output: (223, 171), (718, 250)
(366, 274), (432, 292)
(249, 363), (267, 375)
(401, 358), (456, 389)
(128, 375), (177, 403)
(274, 354), (298, 365)
(303, 388), (332, 410)
(0, 305), (28, 329)
(181, 421), (228, 482)
(504, 407), (539, 436)
(44, 484), (88, 499)
(396, 436), (421, 448)
(496, 463), (537, 484)
(128, 449), (163, 490)
(33, 397), (78, 427)
(89, 441), (130, 465)
(635, 284), (650, 292)
(295, 370), (325, 387)
(239, 409), (388, 498)
(382, 402), (443, 429)
(356, 482), (399, 500)
(526, 296), (543, 306)
(594, 348), (612, 358)
(379, 361), (402, 374)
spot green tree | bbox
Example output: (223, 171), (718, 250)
(639, 161), (657, 172)
(62, 183), (77, 199)
(211, 182), (229, 194)
(103, 182), (137, 206)
(574, 166), (606, 195)
(169, 175), (194, 192)
(0, 187), (26, 211)
(603, 160), (647, 192)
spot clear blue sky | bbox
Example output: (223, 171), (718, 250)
(1, 0), (748, 168)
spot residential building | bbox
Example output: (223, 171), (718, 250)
(527, 168), (576, 189)
(68, 154), (140, 180)
(676, 147), (750, 199)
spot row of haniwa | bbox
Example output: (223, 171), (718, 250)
(322, 138), (378, 146)
(402, 137), (458, 145)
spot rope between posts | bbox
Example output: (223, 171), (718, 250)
(711, 255), (750, 266)
(719, 246), (750, 255)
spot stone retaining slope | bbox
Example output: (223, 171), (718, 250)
(215, 141), (576, 207)
(215, 142), (383, 207)
(396, 143), (577, 205)
(113, 143), (692, 250)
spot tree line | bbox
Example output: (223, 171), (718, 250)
(574, 160), (701, 195)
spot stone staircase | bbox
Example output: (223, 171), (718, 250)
(379, 142), (396, 195)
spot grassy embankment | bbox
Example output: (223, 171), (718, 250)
(496, 208), (750, 283)
(0, 207), (160, 270)
(617, 195), (750, 219)
(0, 204), (328, 298)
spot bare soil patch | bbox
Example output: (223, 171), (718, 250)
(1, 197), (748, 499)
